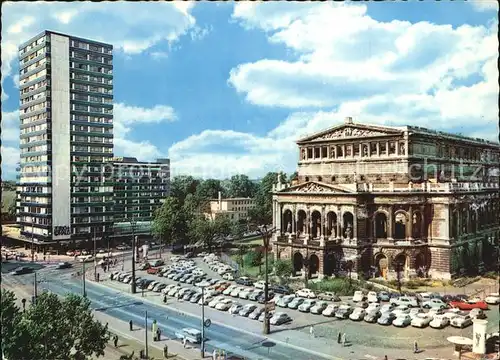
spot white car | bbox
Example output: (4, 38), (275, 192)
(298, 299), (316, 313)
(409, 308), (425, 320)
(411, 313), (432, 328)
(229, 303), (244, 315)
(367, 291), (379, 303)
(223, 285), (237, 296)
(443, 308), (463, 321)
(450, 314), (473, 328)
(270, 312), (292, 325)
(198, 294), (213, 306)
(390, 296), (418, 308)
(366, 303), (381, 312)
(215, 299), (234, 311)
(147, 281), (160, 291)
(417, 292), (432, 303)
(469, 308), (486, 319)
(239, 304), (257, 317)
(310, 301), (329, 315)
(430, 314), (450, 329)
(485, 293), (500, 305)
(167, 286), (181, 297)
(209, 296), (225, 308)
(322, 304), (339, 317)
(222, 273), (234, 281)
(230, 287), (245, 297)
(392, 305), (410, 317)
(296, 288), (316, 299)
(238, 288), (253, 299)
(352, 291), (365, 302)
(392, 314), (412, 327)
(380, 304), (395, 313)
(254, 280), (268, 290)
(349, 308), (366, 321)
(422, 298), (448, 309)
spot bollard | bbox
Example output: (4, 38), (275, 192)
(129, 320), (133, 331)
(163, 344), (168, 358)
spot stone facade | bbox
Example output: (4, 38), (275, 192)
(272, 118), (500, 280)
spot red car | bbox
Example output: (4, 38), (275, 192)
(147, 267), (160, 275)
(449, 300), (489, 310)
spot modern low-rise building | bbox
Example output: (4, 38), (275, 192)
(272, 117), (499, 280)
(207, 192), (255, 222)
(16, 30), (114, 249)
(105, 157), (170, 236)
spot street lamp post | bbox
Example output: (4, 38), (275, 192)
(131, 219), (137, 294)
(199, 283), (209, 358)
(31, 221), (35, 262)
(93, 228), (97, 281)
(257, 225), (275, 335)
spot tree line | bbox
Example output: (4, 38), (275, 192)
(151, 172), (289, 251)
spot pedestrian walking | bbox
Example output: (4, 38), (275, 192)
(413, 340), (418, 353)
(309, 325), (314, 338)
(182, 337), (187, 348)
(341, 333), (346, 347)
(212, 348), (217, 360)
(384, 356), (388, 360)
(96, 273), (100, 282)
(43, 255), (46, 262)
(113, 334), (118, 347)
(337, 332), (341, 344)
(163, 294), (167, 303)
(156, 328), (161, 341)
(129, 320), (133, 331)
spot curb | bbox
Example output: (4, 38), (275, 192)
(90, 279), (338, 360)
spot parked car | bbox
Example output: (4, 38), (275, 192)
(296, 288), (316, 299)
(270, 312), (292, 325)
(409, 308), (425, 320)
(215, 299), (234, 311)
(352, 291), (365, 302)
(317, 292), (340, 302)
(229, 303), (244, 315)
(248, 290), (264, 301)
(138, 262), (150, 271)
(366, 303), (381, 313)
(310, 301), (329, 315)
(223, 285), (237, 296)
(288, 297), (306, 310)
(321, 303), (339, 317)
(55, 262), (72, 269)
(393, 314), (412, 327)
(239, 304), (257, 317)
(422, 298), (448, 309)
(335, 305), (353, 319)
(209, 296), (226, 308)
(363, 310), (381, 323)
(298, 299), (316, 313)
(238, 288), (253, 300)
(380, 304), (395, 313)
(258, 310), (274, 322)
(235, 277), (254, 286)
(230, 287), (245, 298)
(390, 296), (418, 308)
(276, 295), (295, 308)
(470, 308), (487, 319)
(249, 307), (265, 320)
(272, 285), (293, 295)
(174, 328), (201, 344)
(150, 259), (164, 267)
(392, 305), (410, 317)
(411, 313), (432, 328)
(349, 308), (366, 321)
(430, 314), (450, 329)
(378, 292), (390, 302)
(10, 266), (33, 275)
(222, 273), (234, 281)
(484, 293), (500, 305)
(450, 314), (473, 328)
(443, 308), (463, 321)
(367, 291), (379, 303)
(377, 312), (396, 325)
(449, 300), (489, 310)
(254, 280), (269, 290)
(428, 308), (445, 318)
(257, 292), (275, 304)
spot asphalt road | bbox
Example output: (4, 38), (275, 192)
(12, 267), (331, 360)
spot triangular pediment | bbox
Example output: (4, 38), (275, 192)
(277, 181), (353, 194)
(297, 122), (404, 143)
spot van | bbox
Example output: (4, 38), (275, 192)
(352, 291), (365, 302)
(175, 328), (202, 343)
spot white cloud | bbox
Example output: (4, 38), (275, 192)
(150, 51), (169, 60)
(12, 74), (19, 88)
(114, 103), (177, 125)
(0, 146), (20, 178)
(190, 25), (212, 42)
(0, 110), (19, 142)
(1, 2), (197, 92)
(470, 0), (499, 11)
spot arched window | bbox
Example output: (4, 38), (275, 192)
(305, 176), (309, 182)
(317, 176), (322, 182)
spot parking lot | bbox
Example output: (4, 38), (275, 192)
(105, 253), (500, 351)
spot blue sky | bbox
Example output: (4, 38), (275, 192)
(1, 1), (498, 180)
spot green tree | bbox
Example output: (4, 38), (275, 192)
(228, 174), (258, 198)
(196, 179), (225, 200)
(188, 214), (232, 252)
(250, 172), (287, 225)
(152, 197), (189, 246)
(244, 249), (263, 268)
(170, 176), (200, 204)
(275, 259), (293, 283)
(1, 290), (109, 360)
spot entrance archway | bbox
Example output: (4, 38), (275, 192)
(297, 210), (306, 235)
(311, 211), (322, 238)
(394, 212), (407, 240)
(374, 253), (388, 278)
(309, 254), (320, 277)
(293, 252), (303, 276)
(324, 253), (335, 276)
(394, 253), (409, 279)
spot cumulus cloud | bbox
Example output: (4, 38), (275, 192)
(150, 51), (169, 60)
(0, 146), (20, 176)
(470, 0), (499, 11)
(1, 110), (19, 142)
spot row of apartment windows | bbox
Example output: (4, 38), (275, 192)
(73, 186), (113, 193)
(21, 123), (50, 135)
(21, 91), (49, 105)
(116, 199), (160, 205)
(21, 196), (50, 204)
(20, 186), (49, 193)
(73, 196), (113, 203)
(73, 145), (112, 153)
(73, 207), (109, 214)
(21, 79), (49, 95)
(20, 133), (49, 144)
(72, 62), (112, 75)
(73, 136), (113, 144)
(21, 145), (50, 154)
(73, 216), (113, 224)
(72, 51), (112, 64)
(73, 104), (113, 114)
(71, 40), (112, 55)
(72, 93), (112, 104)
(23, 207), (50, 214)
(231, 200), (253, 205)
(72, 155), (107, 162)
(114, 186), (168, 191)
(19, 217), (51, 225)
(21, 155), (48, 164)
(73, 83), (112, 94)
(20, 58), (48, 75)
(72, 176), (105, 183)
(22, 101), (48, 115)
(21, 165), (50, 173)
(73, 73), (113, 85)
(21, 47), (46, 65)
(19, 36), (46, 56)
(73, 125), (113, 133)
(21, 112), (49, 126)
(20, 68), (47, 86)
